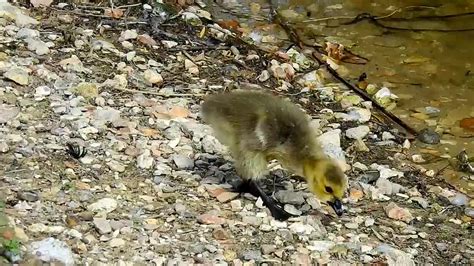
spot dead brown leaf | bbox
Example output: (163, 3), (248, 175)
(104, 8), (125, 19)
(138, 34), (157, 46)
(325, 42), (368, 65)
(168, 106), (190, 118)
(140, 127), (160, 138)
(460, 117), (474, 132)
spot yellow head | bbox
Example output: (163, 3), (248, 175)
(303, 158), (348, 216)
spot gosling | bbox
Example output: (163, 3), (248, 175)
(200, 90), (347, 220)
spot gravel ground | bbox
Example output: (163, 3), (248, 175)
(0, 1), (472, 265)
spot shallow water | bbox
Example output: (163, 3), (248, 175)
(206, 0), (474, 195)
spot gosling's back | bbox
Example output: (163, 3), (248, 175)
(200, 90), (315, 156)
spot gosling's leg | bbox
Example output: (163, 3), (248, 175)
(232, 179), (294, 221)
(230, 150), (295, 221)
(248, 180), (294, 221)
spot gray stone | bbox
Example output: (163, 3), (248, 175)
(172, 154), (194, 169)
(87, 198), (118, 213)
(0, 104), (20, 124)
(241, 250), (262, 261)
(16, 28), (39, 39)
(17, 191), (39, 202)
(450, 192), (468, 206)
(375, 244), (415, 266)
(261, 244), (276, 255)
(464, 207), (474, 218)
(275, 190), (305, 205)
(93, 218), (112, 234)
(107, 160), (126, 172)
(411, 197), (429, 209)
(25, 37), (50, 55)
(202, 135), (225, 154)
(308, 240), (335, 252)
(376, 178), (404, 195)
(3, 67), (29, 85)
(417, 128), (440, 144)
(346, 126), (370, 139)
(284, 204), (302, 215)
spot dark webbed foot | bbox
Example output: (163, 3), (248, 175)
(230, 179), (295, 221)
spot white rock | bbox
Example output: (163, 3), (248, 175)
(0, 104), (20, 123)
(87, 198), (118, 213)
(346, 126), (370, 139)
(345, 107), (371, 123)
(376, 177), (404, 195)
(371, 164), (404, 179)
(29, 238), (74, 265)
(382, 131), (395, 141)
(185, 59), (199, 75)
(345, 222), (358, 229)
(258, 70), (270, 82)
(307, 240), (335, 252)
(3, 67), (29, 85)
(34, 85), (51, 100)
(403, 139), (411, 149)
(364, 217), (375, 227)
(137, 150), (154, 169)
(230, 200), (242, 211)
(353, 162), (368, 171)
(107, 160), (125, 172)
(202, 135), (226, 154)
(143, 69), (163, 85)
(0, 142), (9, 153)
(376, 244), (415, 266)
(109, 238), (126, 247)
(25, 37), (50, 55)
(411, 154), (425, 163)
(93, 218), (112, 235)
(161, 40), (178, 48)
(317, 129), (347, 169)
(289, 222), (314, 235)
(317, 129), (341, 147)
(16, 28), (39, 39)
(119, 29), (138, 41)
(172, 154), (194, 170)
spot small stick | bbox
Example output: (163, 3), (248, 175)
(108, 86), (204, 98)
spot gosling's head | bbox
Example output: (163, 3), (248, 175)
(303, 158), (348, 216)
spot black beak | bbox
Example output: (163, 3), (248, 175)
(328, 199), (343, 216)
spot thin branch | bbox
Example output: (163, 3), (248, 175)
(269, 3), (418, 138)
(165, 45), (230, 52)
(108, 86), (204, 97)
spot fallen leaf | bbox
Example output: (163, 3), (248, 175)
(104, 8), (124, 19)
(168, 106), (190, 118)
(460, 117), (474, 132)
(138, 34), (157, 46)
(217, 19), (240, 31)
(1, 228), (15, 240)
(384, 202), (414, 223)
(349, 188), (364, 202)
(64, 161), (78, 169)
(140, 128), (160, 138)
(325, 42), (368, 65)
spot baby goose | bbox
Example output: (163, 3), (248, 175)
(200, 90), (348, 220)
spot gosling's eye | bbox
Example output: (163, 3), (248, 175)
(325, 186), (333, 193)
